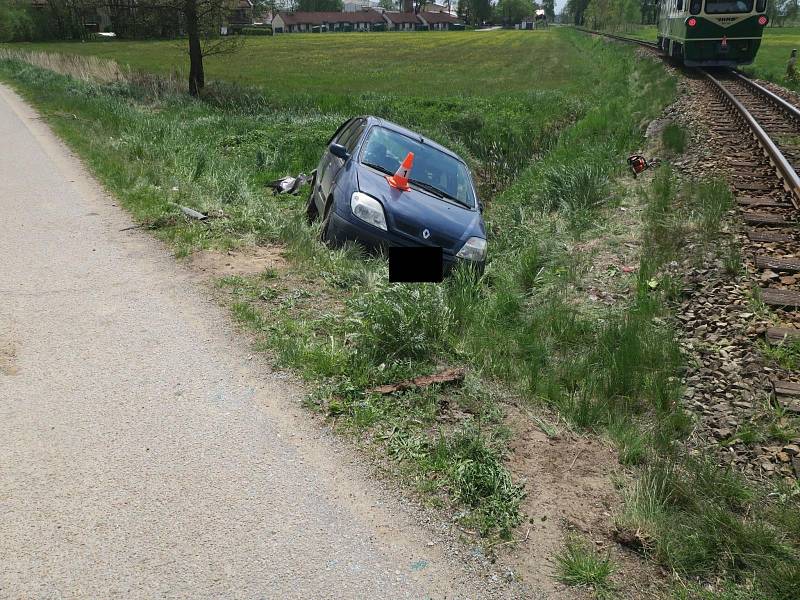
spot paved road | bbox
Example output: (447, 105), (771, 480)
(0, 84), (507, 599)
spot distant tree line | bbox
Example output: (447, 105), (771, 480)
(563, 0), (656, 28)
(457, 0), (554, 26)
(0, 0), (189, 41)
(564, 0), (797, 27)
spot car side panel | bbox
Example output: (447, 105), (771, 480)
(317, 119), (366, 214)
(315, 119), (356, 213)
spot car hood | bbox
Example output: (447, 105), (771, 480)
(356, 166), (484, 252)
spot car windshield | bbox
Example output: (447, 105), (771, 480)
(705, 0), (753, 13)
(359, 126), (476, 208)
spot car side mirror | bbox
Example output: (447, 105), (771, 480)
(478, 199), (484, 212)
(329, 143), (349, 160)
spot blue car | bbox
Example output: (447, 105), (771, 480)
(306, 116), (487, 273)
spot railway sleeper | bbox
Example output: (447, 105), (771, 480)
(755, 255), (800, 273)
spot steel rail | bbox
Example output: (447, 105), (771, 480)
(574, 27), (660, 50)
(577, 27), (800, 209)
(730, 70), (800, 122)
(702, 69), (800, 209)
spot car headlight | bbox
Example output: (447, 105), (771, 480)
(456, 237), (487, 262)
(350, 192), (387, 231)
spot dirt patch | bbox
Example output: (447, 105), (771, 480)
(1, 339), (18, 376)
(500, 405), (666, 598)
(186, 245), (288, 279)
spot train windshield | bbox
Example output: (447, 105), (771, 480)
(705, 0), (753, 13)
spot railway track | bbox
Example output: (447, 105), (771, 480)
(582, 28), (800, 425)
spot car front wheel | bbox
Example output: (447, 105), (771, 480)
(305, 181), (319, 224)
(319, 198), (334, 243)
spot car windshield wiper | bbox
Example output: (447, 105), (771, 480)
(409, 179), (470, 208)
(361, 161), (394, 176)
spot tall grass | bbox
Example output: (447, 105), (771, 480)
(0, 47), (125, 82)
(555, 533), (616, 594)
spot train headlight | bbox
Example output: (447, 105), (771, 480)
(686, 17), (697, 27)
(758, 15), (768, 26)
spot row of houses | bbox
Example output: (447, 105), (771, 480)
(272, 9), (464, 33)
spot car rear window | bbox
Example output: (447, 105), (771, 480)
(705, 0), (753, 13)
(359, 126), (476, 208)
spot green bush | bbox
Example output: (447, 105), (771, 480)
(662, 122), (686, 154)
(537, 161), (610, 213)
(555, 533), (616, 592)
(347, 284), (453, 363)
(241, 27), (271, 36)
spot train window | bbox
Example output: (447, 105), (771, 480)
(705, 0), (754, 13)
(756, 0), (766, 10)
(676, 0), (683, 9)
(690, 0), (701, 13)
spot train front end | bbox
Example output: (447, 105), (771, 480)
(682, 0), (768, 66)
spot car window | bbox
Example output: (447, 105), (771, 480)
(333, 119), (359, 146)
(340, 120), (366, 153)
(360, 126), (476, 208)
(328, 119), (354, 145)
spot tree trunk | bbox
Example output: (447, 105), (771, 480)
(185, 0), (204, 97)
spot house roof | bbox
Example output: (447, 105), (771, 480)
(383, 11), (421, 24)
(277, 9), (385, 25)
(419, 11), (462, 23)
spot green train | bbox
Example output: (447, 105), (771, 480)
(657, 0), (769, 66)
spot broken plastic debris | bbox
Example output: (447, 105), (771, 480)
(268, 173), (312, 195)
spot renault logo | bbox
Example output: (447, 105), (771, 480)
(422, 228), (431, 240)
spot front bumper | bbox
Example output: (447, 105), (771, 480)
(328, 211), (483, 274)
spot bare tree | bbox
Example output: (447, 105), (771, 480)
(143, 0), (243, 95)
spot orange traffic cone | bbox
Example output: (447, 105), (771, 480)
(386, 152), (414, 191)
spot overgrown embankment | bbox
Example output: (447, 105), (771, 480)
(8, 30), (795, 597)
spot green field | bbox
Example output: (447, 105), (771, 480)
(743, 26), (800, 90)
(8, 31), (591, 96)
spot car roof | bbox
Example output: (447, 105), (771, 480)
(359, 116), (466, 165)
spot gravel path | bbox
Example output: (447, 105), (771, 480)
(0, 83), (508, 599)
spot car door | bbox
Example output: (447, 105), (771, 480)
(317, 119), (364, 205)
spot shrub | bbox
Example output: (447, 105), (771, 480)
(537, 162), (610, 213)
(555, 533), (616, 592)
(347, 283), (453, 363)
(430, 423), (524, 536)
(662, 122), (686, 154)
(241, 27), (272, 36)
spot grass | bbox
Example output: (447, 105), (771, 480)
(619, 458), (800, 599)
(741, 26), (800, 93)
(555, 533), (616, 596)
(611, 165), (800, 599)
(761, 338), (800, 371)
(3, 30), (593, 96)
